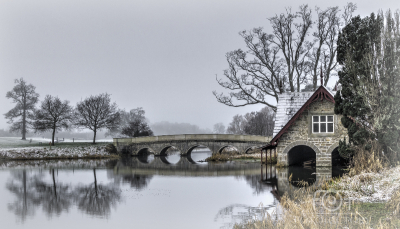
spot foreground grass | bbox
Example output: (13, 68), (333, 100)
(235, 186), (400, 228)
(235, 165), (400, 229)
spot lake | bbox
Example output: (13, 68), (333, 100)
(0, 150), (345, 229)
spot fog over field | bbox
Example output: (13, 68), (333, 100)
(0, 0), (396, 132)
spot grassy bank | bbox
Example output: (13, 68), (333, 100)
(205, 153), (277, 164)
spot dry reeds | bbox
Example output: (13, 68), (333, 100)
(205, 154), (232, 162)
(349, 142), (387, 176)
(234, 186), (395, 229)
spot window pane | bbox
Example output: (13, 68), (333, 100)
(328, 123), (333, 132)
(320, 116), (326, 122)
(313, 116), (319, 122)
(328, 116), (333, 122)
(320, 123), (326, 132)
(313, 123), (319, 132)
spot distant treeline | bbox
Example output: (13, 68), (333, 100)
(0, 129), (110, 140)
(150, 121), (212, 135)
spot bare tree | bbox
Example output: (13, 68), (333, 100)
(227, 107), (275, 136)
(32, 95), (73, 145)
(213, 122), (226, 134)
(243, 107), (275, 136)
(226, 115), (245, 134)
(4, 78), (39, 140)
(74, 93), (121, 144)
(108, 107), (153, 137)
(121, 119), (153, 137)
(309, 4), (357, 90)
(213, 3), (357, 110)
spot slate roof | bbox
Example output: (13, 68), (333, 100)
(272, 86), (336, 139)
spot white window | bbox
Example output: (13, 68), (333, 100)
(312, 115), (334, 133)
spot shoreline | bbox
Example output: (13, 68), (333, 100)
(0, 144), (119, 161)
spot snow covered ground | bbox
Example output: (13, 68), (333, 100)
(0, 137), (116, 160)
(332, 165), (400, 202)
(0, 137), (112, 149)
(0, 145), (117, 160)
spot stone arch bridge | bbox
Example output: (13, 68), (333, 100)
(113, 134), (271, 156)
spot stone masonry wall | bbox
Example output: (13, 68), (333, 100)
(276, 100), (348, 166)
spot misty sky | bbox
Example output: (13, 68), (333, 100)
(0, 0), (397, 131)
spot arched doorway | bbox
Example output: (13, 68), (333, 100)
(287, 145), (316, 166)
(331, 147), (350, 177)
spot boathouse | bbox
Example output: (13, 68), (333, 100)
(266, 85), (348, 167)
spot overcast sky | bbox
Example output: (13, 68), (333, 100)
(0, 0), (398, 131)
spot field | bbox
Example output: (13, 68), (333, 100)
(0, 137), (112, 149)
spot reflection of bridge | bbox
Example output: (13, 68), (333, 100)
(114, 134), (271, 155)
(113, 156), (264, 177)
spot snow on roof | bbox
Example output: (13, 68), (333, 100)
(272, 87), (336, 138)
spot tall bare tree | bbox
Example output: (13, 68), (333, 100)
(214, 3), (357, 110)
(32, 95), (74, 146)
(242, 107), (275, 136)
(226, 114), (245, 134)
(213, 122), (226, 134)
(74, 93), (121, 144)
(4, 78), (39, 140)
(309, 3), (357, 90)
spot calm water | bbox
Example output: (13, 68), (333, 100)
(0, 150), (345, 229)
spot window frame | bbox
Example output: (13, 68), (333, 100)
(312, 115), (334, 134)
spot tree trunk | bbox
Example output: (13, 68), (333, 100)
(23, 169), (27, 210)
(51, 125), (56, 146)
(52, 169), (57, 198)
(93, 169), (98, 197)
(92, 129), (97, 144)
(22, 109), (26, 140)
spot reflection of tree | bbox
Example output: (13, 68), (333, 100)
(235, 174), (274, 195)
(121, 174), (153, 191)
(6, 170), (39, 222)
(7, 167), (122, 221)
(74, 169), (121, 217)
(214, 204), (274, 228)
(33, 169), (72, 216)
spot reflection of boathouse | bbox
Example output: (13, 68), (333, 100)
(266, 86), (348, 167)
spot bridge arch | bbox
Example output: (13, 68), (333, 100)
(136, 147), (156, 155)
(244, 147), (255, 154)
(185, 145), (213, 164)
(136, 148), (156, 164)
(218, 145), (240, 154)
(159, 145), (182, 156)
(159, 146), (181, 164)
(283, 141), (320, 166)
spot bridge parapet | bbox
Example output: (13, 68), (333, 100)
(113, 134), (271, 155)
(114, 134), (270, 144)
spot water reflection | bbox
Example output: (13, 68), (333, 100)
(215, 204), (276, 229)
(74, 168), (121, 217)
(289, 166), (316, 187)
(1, 156), (348, 228)
(6, 168), (121, 221)
(7, 170), (38, 222)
